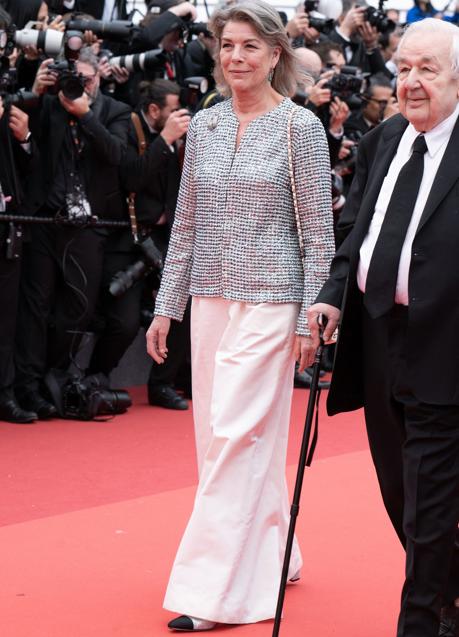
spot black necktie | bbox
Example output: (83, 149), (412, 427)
(364, 134), (428, 319)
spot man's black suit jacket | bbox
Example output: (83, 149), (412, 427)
(120, 112), (181, 229)
(317, 112), (459, 412)
(30, 91), (131, 220)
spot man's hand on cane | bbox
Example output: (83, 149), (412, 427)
(146, 316), (171, 364)
(307, 303), (341, 351)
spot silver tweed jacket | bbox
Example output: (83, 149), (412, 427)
(155, 97), (335, 335)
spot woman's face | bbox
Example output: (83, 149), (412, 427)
(219, 20), (280, 95)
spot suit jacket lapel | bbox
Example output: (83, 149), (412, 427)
(416, 113), (459, 234)
(349, 115), (409, 268)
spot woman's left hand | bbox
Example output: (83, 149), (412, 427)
(293, 335), (316, 372)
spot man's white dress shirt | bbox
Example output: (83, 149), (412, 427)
(357, 102), (459, 305)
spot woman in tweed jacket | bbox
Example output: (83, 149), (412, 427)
(146, 0), (335, 631)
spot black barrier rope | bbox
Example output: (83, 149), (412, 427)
(0, 214), (130, 228)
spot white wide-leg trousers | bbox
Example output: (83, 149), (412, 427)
(163, 297), (302, 624)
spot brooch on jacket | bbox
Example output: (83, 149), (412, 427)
(207, 114), (219, 131)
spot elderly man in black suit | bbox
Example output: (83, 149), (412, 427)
(307, 18), (459, 637)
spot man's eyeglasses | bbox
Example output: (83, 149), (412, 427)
(82, 73), (98, 84)
(367, 97), (390, 108)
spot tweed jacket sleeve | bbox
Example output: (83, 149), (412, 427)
(290, 111), (334, 334)
(154, 98), (335, 335)
(154, 110), (197, 321)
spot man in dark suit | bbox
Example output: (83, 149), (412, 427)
(86, 79), (192, 411)
(14, 46), (130, 419)
(307, 18), (459, 637)
(0, 6), (42, 423)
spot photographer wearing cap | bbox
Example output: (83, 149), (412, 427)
(0, 7), (42, 424)
(14, 45), (131, 420)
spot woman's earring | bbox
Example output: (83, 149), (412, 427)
(267, 68), (274, 83)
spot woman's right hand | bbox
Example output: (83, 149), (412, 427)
(146, 316), (171, 364)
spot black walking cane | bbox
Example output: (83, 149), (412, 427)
(272, 314), (328, 637)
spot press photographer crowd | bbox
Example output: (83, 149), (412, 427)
(0, 0), (457, 424)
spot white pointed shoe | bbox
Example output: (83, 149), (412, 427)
(167, 615), (216, 632)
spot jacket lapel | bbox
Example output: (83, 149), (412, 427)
(349, 115), (409, 267)
(416, 113), (459, 234)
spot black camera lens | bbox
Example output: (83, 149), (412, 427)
(59, 73), (85, 100)
(95, 389), (132, 415)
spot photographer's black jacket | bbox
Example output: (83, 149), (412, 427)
(0, 115), (39, 217)
(120, 110), (181, 228)
(329, 29), (391, 78)
(29, 91), (131, 219)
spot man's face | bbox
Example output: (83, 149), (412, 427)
(397, 32), (459, 132)
(150, 93), (180, 131)
(327, 49), (345, 72)
(76, 61), (100, 103)
(363, 85), (394, 125)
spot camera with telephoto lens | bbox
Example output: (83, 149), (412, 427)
(13, 24), (64, 56)
(109, 48), (166, 73)
(45, 369), (132, 420)
(308, 15), (335, 34)
(0, 57), (39, 110)
(363, 6), (395, 34)
(184, 21), (212, 40)
(67, 17), (137, 43)
(325, 65), (366, 108)
(110, 236), (163, 297)
(303, 0), (335, 34)
(48, 30), (86, 101)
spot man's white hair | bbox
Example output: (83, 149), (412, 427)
(397, 18), (459, 78)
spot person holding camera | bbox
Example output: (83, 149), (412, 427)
(86, 78), (192, 409)
(344, 71), (398, 138)
(329, 0), (390, 77)
(0, 8), (42, 424)
(146, 0), (334, 630)
(14, 45), (131, 419)
(286, 4), (321, 47)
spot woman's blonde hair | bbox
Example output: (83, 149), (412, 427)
(209, 0), (304, 97)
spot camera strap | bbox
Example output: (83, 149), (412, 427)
(127, 112), (148, 243)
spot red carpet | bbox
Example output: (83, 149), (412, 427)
(0, 387), (404, 637)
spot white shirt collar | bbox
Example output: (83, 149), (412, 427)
(403, 101), (459, 158)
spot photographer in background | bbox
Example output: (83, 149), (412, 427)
(115, 78), (191, 409)
(329, 0), (392, 77)
(344, 71), (397, 138)
(0, 7), (41, 423)
(14, 45), (131, 419)
(301, 59), (350, 168)
(286, 4), (322, 47)
(99, 0), (199, 106)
